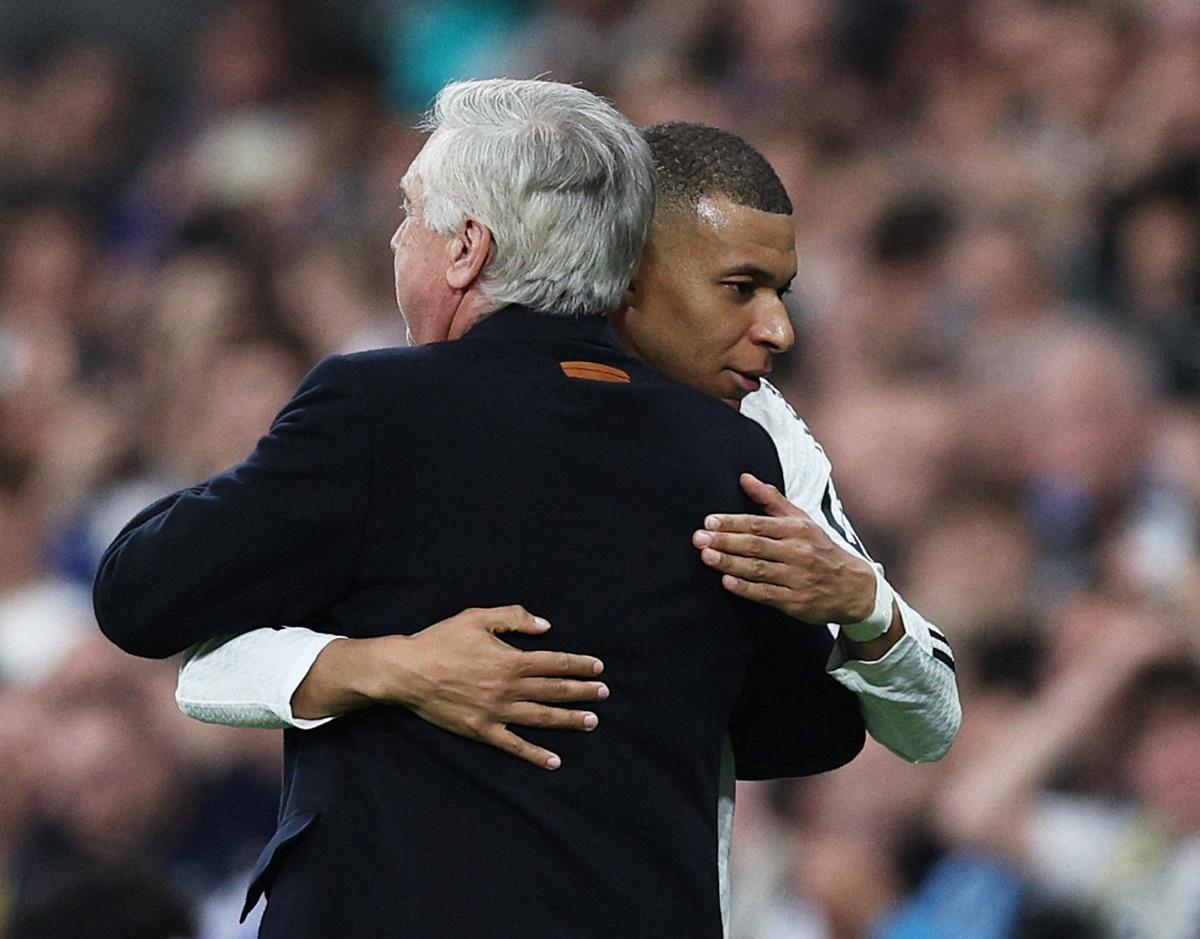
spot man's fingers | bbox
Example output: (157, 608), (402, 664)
(739, 473), (802, 518)
(521, 677), (610, 702)
(507, 702), (599, 732)
(691, 530), (789, 561)
(698, 547), (789, 586)
(481, 605), (552, 635)
(485, 727), (562, 771)
(519, 650), (605, 678)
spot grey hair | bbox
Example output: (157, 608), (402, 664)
(408, 78), (655, 318)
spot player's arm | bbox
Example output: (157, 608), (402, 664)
(176, 612), (609, 771)
(700, 384), (961, 762)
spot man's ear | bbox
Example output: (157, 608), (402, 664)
(446, 218), (493, 290)
(608, 282), (639, 342)
(613, 281), (637, 323)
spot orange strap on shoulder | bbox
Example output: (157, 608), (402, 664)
(559, 361), (631, 383)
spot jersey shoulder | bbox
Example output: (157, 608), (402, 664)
(740, 380), (813, 438)
(740, 381), (831, 502)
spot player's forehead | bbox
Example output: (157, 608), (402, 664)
(656, 195), (796, 282)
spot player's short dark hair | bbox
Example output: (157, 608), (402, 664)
(641, 122), (793, 217)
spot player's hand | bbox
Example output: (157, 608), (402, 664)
(692, 474), (877, 624)
(359, 606), (607, 771)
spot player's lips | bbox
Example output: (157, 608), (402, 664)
(726, 368), (767, 394)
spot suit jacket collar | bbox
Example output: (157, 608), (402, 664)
(467, 304), (621, 352)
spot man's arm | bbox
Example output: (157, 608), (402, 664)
(726, 604), (866, 780)
(710, 383), (961, 763)
(94, 356), (369, 659)
(176, 609), (610, 770)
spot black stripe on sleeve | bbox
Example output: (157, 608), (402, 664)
(820, 485), (870, 561)
(928, 627), (951, 647)
(931, 648), (956, 672)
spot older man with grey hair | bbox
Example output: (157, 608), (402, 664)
(94, 79), (864, 937)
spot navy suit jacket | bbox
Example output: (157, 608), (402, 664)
(95, 306), (863, 938)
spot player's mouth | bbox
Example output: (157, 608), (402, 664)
(726, 368), (766, 394)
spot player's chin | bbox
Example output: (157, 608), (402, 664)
(717, 385), (750, 411)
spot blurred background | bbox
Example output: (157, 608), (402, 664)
(1, 0), (1198, 936)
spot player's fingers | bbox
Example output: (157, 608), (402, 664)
(702, 512), (792, 537)
(738, 473), (804, 518)
(518, 649), (605, 678)
(520, 677), (610, 703)
(691, 530), (789, 561)
(507, 703), (599, 732)
(699, 547), (790, 586)
(483, 605), (552, 635)
(485, 727), (562, 771)
(719, 574), (792, 607)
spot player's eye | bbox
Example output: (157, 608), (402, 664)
(725, 282), (756, 299)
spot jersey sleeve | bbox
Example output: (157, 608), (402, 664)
(740, 382), (962, 762)
(176, 627), (345, 729)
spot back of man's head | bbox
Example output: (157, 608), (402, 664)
(411, 79), (655, 318)
(641, 122), (792, 218)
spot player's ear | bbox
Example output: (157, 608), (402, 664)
(446, 217), (493, 290)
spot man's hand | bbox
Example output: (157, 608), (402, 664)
(692, 473), (878, 625)
(292, 606), (608, 771)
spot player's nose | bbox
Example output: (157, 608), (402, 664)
(750, 300), (795, 354)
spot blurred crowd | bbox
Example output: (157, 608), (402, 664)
(1, 0), (1198, 937)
